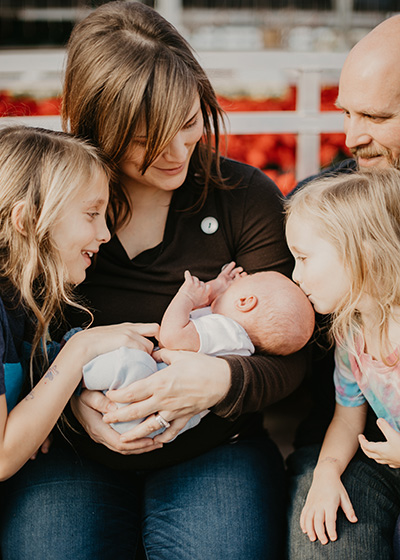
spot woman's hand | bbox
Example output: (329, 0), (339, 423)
(102, 349), (231, 443)
(359, 418), (400, 468)
(70, 390), (163, 455)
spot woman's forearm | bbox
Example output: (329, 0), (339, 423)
(212, 348), (308, 420)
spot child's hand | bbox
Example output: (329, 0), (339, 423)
(359, 418), (400, 468)
(207, 261), (246, 300)
(300, 472), (357, 544)
(179, 270), (211, 308)
(68, 322), (159, 363)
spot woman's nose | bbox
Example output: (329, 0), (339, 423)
(163, 132), (187, 162)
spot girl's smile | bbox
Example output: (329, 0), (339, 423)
(51, 170), (110, 285)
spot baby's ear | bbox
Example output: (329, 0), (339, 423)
(11, 201), (27, 235)
(235, 295), (258, 313)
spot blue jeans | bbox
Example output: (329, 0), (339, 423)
(286, 444), (400, 560)
(0, 432), (286, 560)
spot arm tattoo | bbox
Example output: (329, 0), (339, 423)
(43, 364), (60, 383)
(23, 365), (61, 400)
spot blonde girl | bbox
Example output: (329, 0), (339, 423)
(285, 169), (400, 547)
(0, 125), (158, 482)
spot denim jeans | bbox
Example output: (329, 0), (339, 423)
(0, 432), (286, 560)
(286, 444), (400, 560)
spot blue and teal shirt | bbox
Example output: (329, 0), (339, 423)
(0, 294), (29, 411)
(0, 292), (74, 412)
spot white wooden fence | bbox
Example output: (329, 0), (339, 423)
(0, 49), (347, 181)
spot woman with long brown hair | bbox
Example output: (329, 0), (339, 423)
(1, 4), (306, 559)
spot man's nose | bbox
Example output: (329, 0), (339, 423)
(344, 116), (372, 150)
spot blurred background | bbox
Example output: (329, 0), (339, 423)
(0, 0), (397, 196)
(0, 0), (395, 49)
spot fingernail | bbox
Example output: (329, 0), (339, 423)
(106, 403), (117, 411)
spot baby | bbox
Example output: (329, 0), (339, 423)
(83, 262), (315, 435)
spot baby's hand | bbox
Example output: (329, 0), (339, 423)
(207, 261), (246, 300)
(180, 270), (211, 308)
(217, 261), (246, 283)
(359, 418), (400, 468)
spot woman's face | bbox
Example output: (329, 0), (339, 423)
(51, 169), (111, 285)
(119, 95), (204, 193)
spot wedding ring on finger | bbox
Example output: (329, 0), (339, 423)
(155, 413), (170, 429)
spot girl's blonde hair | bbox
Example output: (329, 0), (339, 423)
(286, 169), (400, 363)
(62, 1), (227, 231)
(0, 125), (110, 374)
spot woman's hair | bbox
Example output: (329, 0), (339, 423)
(285, 169), (400, 363)
(62, 1), (227, 231)
(0, 125), (110, 374)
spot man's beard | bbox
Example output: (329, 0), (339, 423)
(351, 145), (400, 170)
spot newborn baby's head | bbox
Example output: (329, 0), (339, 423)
(213, 270), (315, 355)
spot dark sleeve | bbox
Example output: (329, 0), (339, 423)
(0, 362), (4, 396)
(0, 309), (6, 396)
(226, 165), (294, 277)
(213, 349), (308, 420)
(287, 158), (357, 198)
(212, 164), (307, 420)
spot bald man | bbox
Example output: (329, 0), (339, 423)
(287, 15), (400, 560)
(338, 15), (400, 170)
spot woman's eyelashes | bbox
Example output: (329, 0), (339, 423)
(184, 116), (199, 129)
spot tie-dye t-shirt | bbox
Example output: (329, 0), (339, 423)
(334, 338), (400, 430)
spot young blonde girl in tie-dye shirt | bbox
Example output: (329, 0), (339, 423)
(285, 169), (400, 546)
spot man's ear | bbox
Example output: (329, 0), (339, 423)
(235, 295), (258, 313)
(11, 201), (27, 235)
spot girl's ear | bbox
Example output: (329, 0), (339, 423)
(235, 295), (258, 313)
(11, 201), (27, 235)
